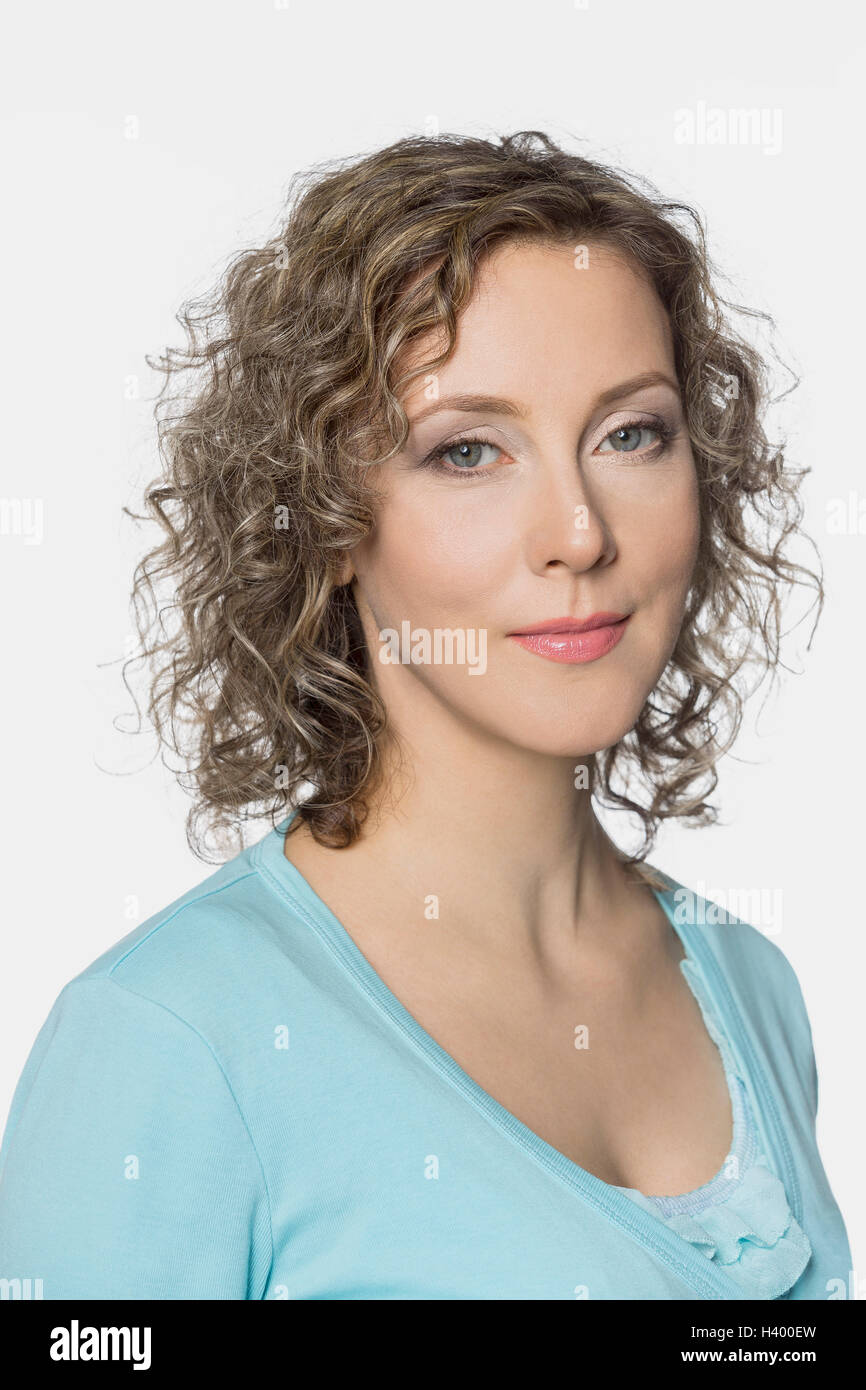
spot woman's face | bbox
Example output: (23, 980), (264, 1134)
(348, 238), (701, 758)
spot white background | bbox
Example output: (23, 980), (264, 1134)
(1, 0), (863, 1287)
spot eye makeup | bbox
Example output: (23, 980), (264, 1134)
(415, 410), (680, 480)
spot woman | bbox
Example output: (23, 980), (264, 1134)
(0, 131), (851, 1299)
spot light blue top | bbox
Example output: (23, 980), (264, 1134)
(0, 810), (852, 1300)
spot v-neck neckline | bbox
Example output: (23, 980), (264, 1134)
(253, 810), (798, 1301)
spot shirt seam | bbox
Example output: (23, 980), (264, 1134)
(70, 972), (275, 1299)
(107, 868), (260, 976)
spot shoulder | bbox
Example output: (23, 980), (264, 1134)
(650, 868), (802, 996)
(68, 827), (299, 1007)
(21, 823), (317, 1080)
(1, 827), (301, 1161)
(650, 866), (819, 1111)
(8, 840), (262, 1087)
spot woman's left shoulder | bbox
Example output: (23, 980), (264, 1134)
(649, 867), (812, 1011)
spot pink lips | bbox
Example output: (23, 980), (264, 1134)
(507, 612), (630, 665)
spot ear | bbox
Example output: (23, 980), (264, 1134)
(333, 552), (355, 588)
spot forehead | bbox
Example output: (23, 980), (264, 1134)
(398, 239), (675, 408)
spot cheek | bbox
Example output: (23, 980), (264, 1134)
(617, 473), (701, 678)
(640, 510), (699, 600)
(355, 489), (513, 620)
(620, 466), (700, 594)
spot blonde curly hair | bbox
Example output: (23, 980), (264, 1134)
(125, 129), (822, 862)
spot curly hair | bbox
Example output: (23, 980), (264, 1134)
(124, 129), (822, 863)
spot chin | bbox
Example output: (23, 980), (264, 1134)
(460, 695), (646, 761)
(510, 720), (639, 760)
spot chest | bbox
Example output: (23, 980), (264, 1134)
(254, 941), (845, 1301)
(437, 993), (729, 1193)
(343, 930), (735, 1196)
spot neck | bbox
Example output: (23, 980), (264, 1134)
(332, 672), (661, 966)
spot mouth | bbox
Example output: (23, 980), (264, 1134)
(506, 612), (631, 665)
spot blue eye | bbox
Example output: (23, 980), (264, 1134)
(419, 436), (505, 477)
(442, 440), (502, 469)
(597, 423), (664, 454)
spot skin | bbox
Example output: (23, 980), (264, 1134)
(284, 238), (734, 1194)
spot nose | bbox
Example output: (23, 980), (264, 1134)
(522, 460), (615, 575)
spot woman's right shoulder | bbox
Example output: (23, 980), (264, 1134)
(80, 850), (260, 983)
(43, 825), (314, 1051)
(0, 826), (315, 1177)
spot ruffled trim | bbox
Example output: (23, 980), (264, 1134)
(624, 1156), (812, 1298)
(613, 947), (813, 1297)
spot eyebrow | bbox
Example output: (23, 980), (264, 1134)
(406, 371), (681, 427)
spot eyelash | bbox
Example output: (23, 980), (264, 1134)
(418, 415), (678, 479)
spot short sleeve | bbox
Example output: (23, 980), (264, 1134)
(0, 976), (272, 1299)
